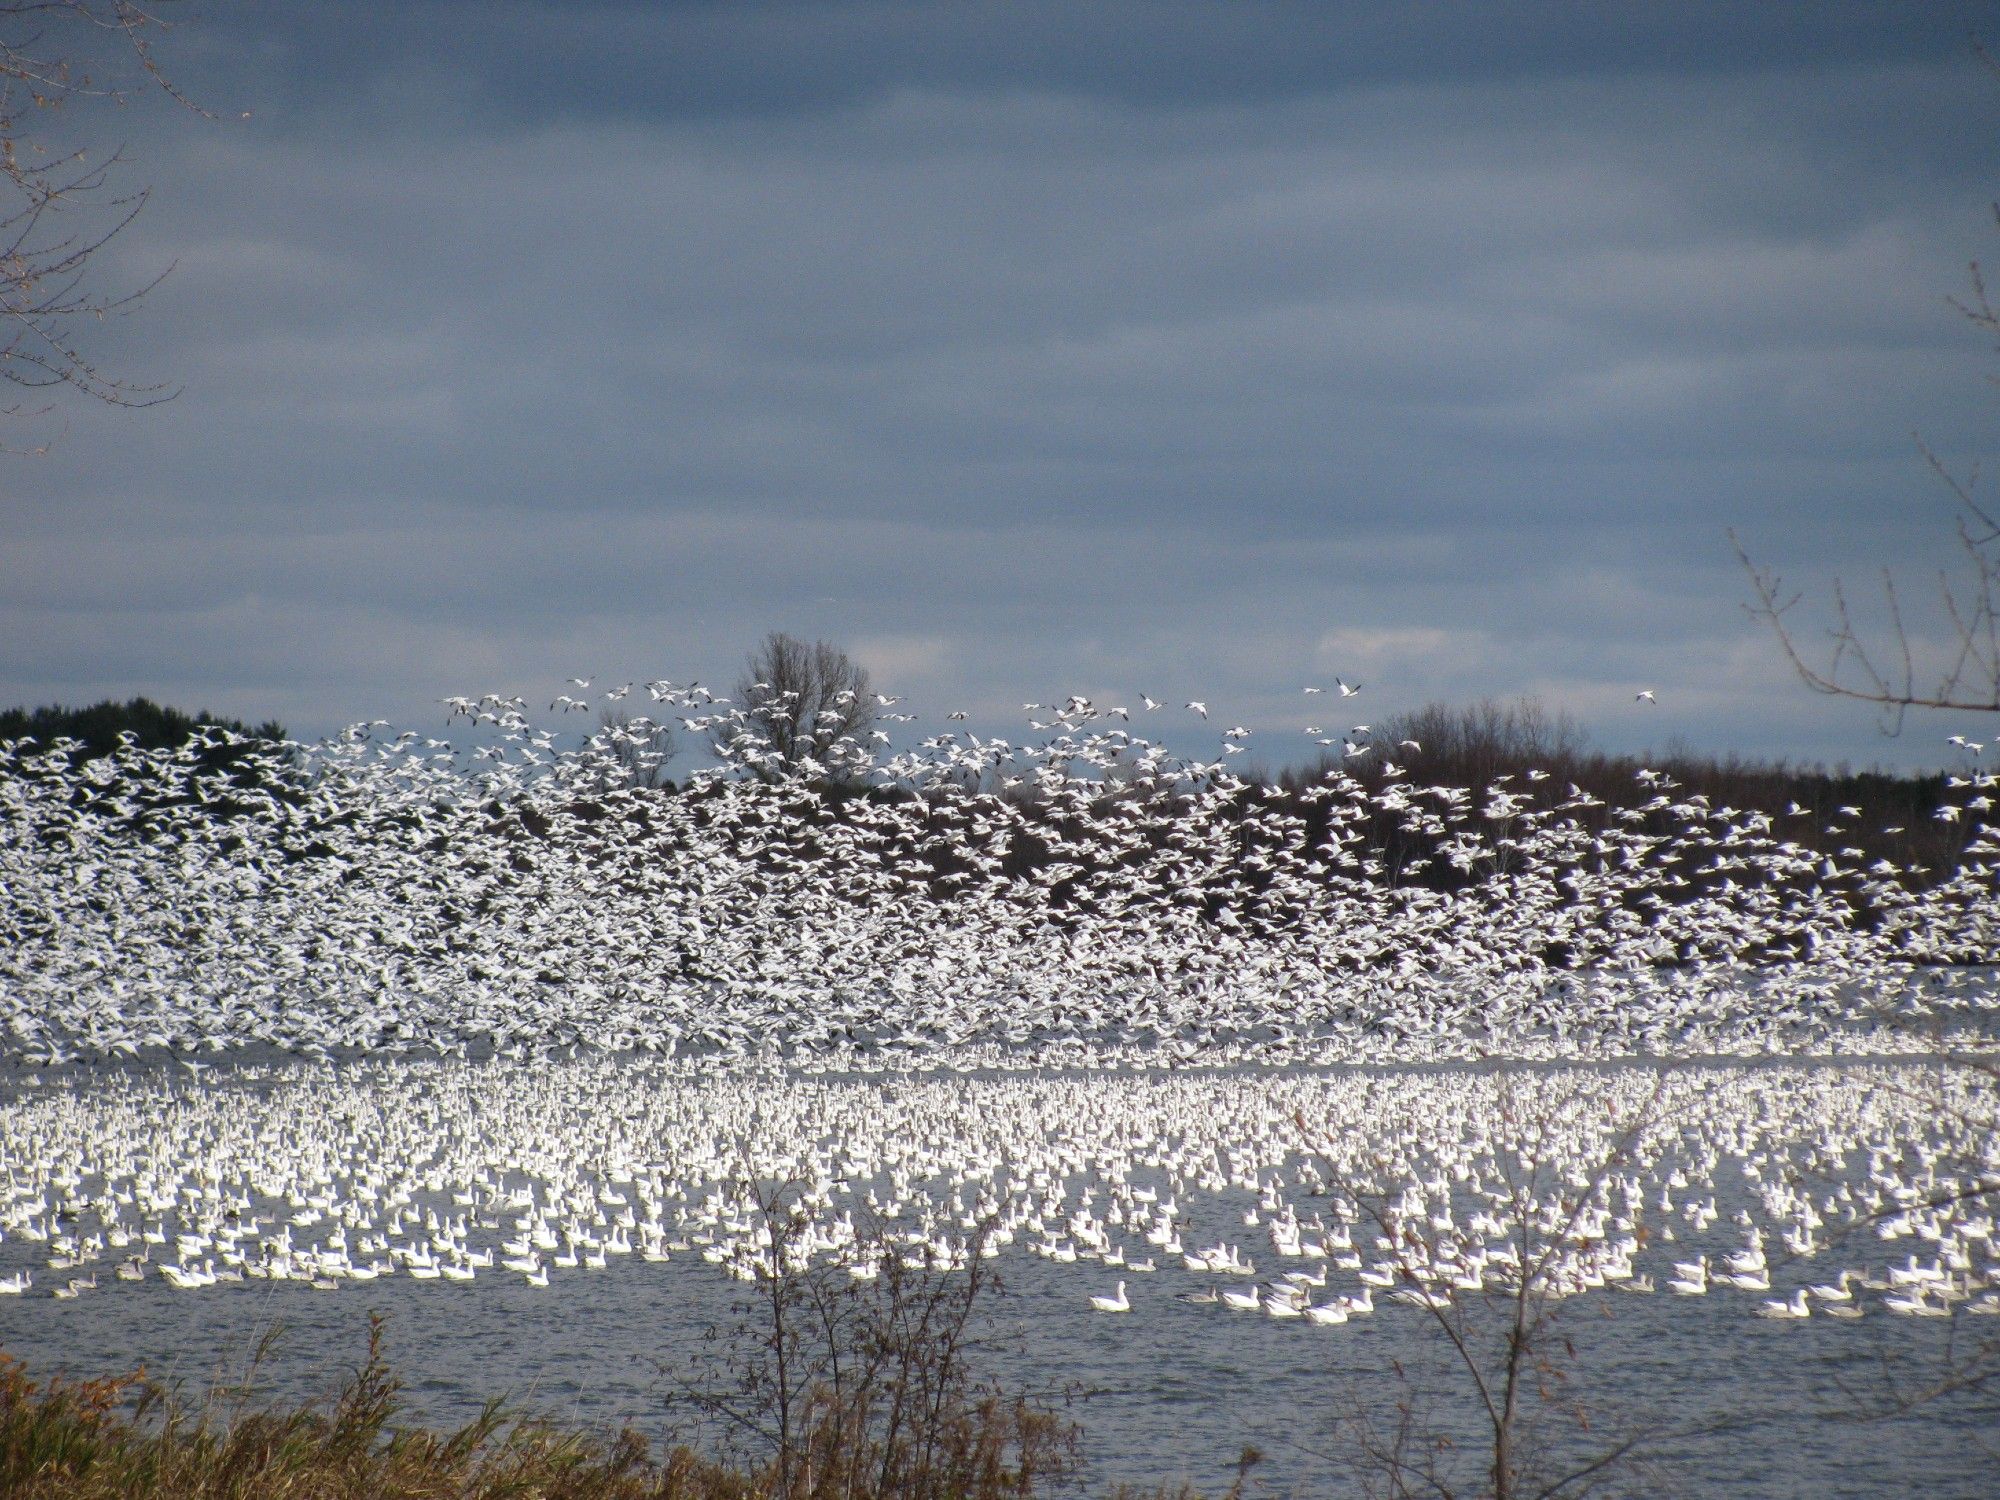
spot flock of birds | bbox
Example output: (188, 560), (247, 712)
(0, 677), (1996, 1069)
(1, 1060), (1994, 1346)
(1, 677), (1994, 1489)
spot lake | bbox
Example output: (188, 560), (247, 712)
(3, 1052), (1993, 1496)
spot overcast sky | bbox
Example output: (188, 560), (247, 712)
(5, 0), (1999, 771)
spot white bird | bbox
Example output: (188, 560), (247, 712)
(1755, 1289), (1810, 1319)
(1088, 1280), (1129, 1312)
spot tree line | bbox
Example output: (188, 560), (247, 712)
(0, 697), (285, 758)
(0, 664), (1965, 884)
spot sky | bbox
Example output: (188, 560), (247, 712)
(5, 0), (2000, 773)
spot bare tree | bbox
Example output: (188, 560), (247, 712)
(1371, 697), (1592, 786)
(722, 632), (878, 780)
(1300, 1071), (1687, 1500)
(659, 1175), (1077, 1498)
(592, 707), (677, 791)
(1735, 196), (2000, 732)
(1, 1), (203, 439)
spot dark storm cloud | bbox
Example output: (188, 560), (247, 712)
(190, 1), (1975, 131)
(6, 0), (1998, 767)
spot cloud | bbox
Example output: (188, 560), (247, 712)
(4, 2), (1993, 772)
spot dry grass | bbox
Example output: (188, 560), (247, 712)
(0, 1314), (1071, 1500)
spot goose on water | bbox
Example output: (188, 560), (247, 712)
(1755, 1289), (1810, 1319)
(1089, 1281), (1130, 1313)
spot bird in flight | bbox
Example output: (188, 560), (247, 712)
(1186, 701), (1208, 719)
(1636, 690), (1657, 704)
(1336, 679), (1361, 698)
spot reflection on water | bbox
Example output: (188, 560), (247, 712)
(3, 1054), (1994, 1495)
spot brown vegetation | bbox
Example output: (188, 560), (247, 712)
(662, 1179), (1078, 1498)
(0, 1307), (1076, 1500)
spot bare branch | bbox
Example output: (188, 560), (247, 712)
(723, 633), (878, 782)
(0, 1), (205, 440)
(1733, 191), (2000, 729)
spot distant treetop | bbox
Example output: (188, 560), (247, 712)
(0, 697), (286, 757)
